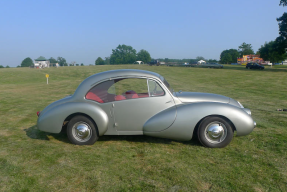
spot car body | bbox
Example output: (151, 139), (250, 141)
(200, 63), (223, 68)
(246, 63), (264, 69)
(37, 69), (255, 148)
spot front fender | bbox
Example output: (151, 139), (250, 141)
(37, 102), (109, 135)
(144, 102), (254, 141)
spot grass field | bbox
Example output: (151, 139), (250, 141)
(0, 64), (287, 191)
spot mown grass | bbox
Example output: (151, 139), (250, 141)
(0, 64), (287, 191)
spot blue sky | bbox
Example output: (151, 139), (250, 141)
(0, 0), (285, 67)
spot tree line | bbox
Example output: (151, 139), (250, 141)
(220, 0), (287, 64)
(95, 45), (218, 65)
(19, 44), (219, 68)
(0, 65), (10, 68)
(95, 45), (151, 65)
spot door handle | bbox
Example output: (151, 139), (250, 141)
(166, 100), (172, 104)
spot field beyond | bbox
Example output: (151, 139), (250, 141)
(0, 65), (286, 191)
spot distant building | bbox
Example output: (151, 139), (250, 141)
(34, 56), (50, 68)
(283, 60), (287, 65)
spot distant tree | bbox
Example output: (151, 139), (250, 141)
(6, 65), (10, 68)
(220, 53), (232, 64)
(136, 49), (151, 63)
(49, 57), (57, 64)
(57, 57), (67, 66)
(238, 42), (254, 57)
(207, 59), (218, 63)
(95, 57), (105, 65)
(277, 13), (287, 43)
(76, 64), (79, 66)
(196, 56), (205, 60)
(220, 49), (239, 63)
(104, 57), (110, 65)
(0, 65), (4, 68)
(280, 0), (287, 6)
(164, 58), (169, 63)
(258, 40), (287, 63)
(81, 63), (84, 66)
(70, 61), (76, 66)
(17, 65), (21, 67)
(21, 57), (34, 67)
(110, 44), (137, 64)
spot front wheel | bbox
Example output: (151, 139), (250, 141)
(67, 115), (99, 145)
(197, 116), (233, 148)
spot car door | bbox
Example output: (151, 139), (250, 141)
(112, 78), (176, 135)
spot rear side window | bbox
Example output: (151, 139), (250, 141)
(86, 80), (115, 103)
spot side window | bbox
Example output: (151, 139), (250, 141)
(114, 78), (149, 100)
(86, 78), (150, 103)
(86, 80), (116, 103)
(148, 80), (165, 97)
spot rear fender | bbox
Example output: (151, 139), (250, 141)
(37, 102), (109, 135)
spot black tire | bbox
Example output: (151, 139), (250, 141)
(67, 115), (99, 145)
(197, 116), (233, 148)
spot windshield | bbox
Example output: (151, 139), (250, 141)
(161, 77), (174, 93)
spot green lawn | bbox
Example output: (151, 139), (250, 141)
(0, 65), (286, 191)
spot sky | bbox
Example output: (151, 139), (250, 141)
(0, 0), (285, 67)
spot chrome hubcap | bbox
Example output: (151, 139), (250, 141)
(204, 121), (227, 144)
(72, 122), (92, 142)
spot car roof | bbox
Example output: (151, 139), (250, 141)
(91, 69), (161, 79)
(73, 69), (162, 99)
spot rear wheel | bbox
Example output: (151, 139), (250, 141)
(67, 115), (98, 145)
(197, 116), (233, 148)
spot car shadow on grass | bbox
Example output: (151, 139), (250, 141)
(98, 135), (202, 146)
(24, 125), (202, 146)
(24, 125), (70, 143)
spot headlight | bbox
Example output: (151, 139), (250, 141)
(237, 101), (244, 108)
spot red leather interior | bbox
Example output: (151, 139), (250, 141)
(126, 90), (138, 99)
(86, 92), (104, 103)
(131, 94), (139, 99)
(138, 93), (149, 98)
(115, 95), (126, 101)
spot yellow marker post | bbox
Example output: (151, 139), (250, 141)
(46, 74), (49, 84)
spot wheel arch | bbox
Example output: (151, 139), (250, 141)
(192, 114), (236, 138)
(63, 112), (99, 136)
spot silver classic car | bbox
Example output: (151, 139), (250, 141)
(37, 69), (255, 148)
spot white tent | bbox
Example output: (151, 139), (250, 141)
(197, 60), (206, 64)
(134, 61), (144, 64)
